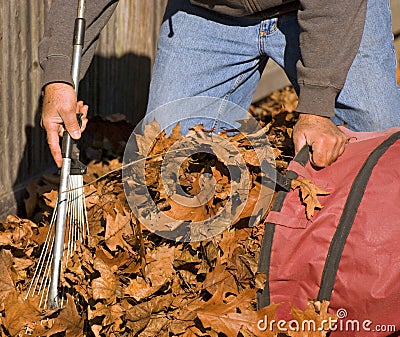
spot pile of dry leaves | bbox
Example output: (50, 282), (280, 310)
(0, 87), (333, 337)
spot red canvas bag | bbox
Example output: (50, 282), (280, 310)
(257, 127), (400, 336)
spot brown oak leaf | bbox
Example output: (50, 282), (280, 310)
(88, 302), (124, 329)
(0, 250), (16, 302)
(43, 294), (84, 337)
(291, 178), (330, 219)
(2, 291), (42, 336)
(92, 257), (122, 304)
(287, 300), (337, 337)
(197, 287), (281, 336)
(105, 208), (133, 251)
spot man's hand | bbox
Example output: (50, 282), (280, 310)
(293, 114), (346, 167)
(41, 83), (88, 167)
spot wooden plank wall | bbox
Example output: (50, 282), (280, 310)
(0, 0), (167, 218)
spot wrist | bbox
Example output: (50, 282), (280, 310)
(44, 82), (73, 93)
(298, 113), (330, 121)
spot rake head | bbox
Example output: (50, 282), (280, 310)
(25, 174), (88, 308)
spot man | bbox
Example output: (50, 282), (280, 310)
(40, 0), (400, 168)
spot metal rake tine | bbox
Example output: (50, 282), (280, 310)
(39, 255), (53, 309)
(83, 189), (89, 237)
(37, 240), (54, 298)
(72, 175), (89, 238)
(73, 177), (79, 250)
(72, 179), (78, 244)
(70, 176), (77, 251)
(25, 207), (57, 299)
(78, 177), (90, 238)
(78, 177), (88, 239)
(72, 175), (88, 241)
(66, 177), (74, 265)
(34, 235), (54, 298)
(69, 176), (81, 253)
(75, 182), (83, 241)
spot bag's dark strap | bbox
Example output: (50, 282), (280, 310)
(318, 131), (400, 301)
(256, 193), (283, 309)
(257, 155), (302, 309)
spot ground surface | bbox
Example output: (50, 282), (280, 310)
(1, 73), (399, 337)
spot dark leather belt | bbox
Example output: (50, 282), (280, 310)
(248, 1), (300, 19)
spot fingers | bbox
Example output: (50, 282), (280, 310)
(61, 106), (81, 140)
(56, 102), (89, 137)
(77, 101), (89, 132)
(45, 102), (89, 167)
(293, 129), (307, 155)
(41, 83), (89, 166)
(309, 133), (346, 167)
(46, 125), (63, 168)
(293, 114), (347, 168)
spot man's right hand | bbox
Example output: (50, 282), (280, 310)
(41, 82), (88, 167)
(293, 113), (346, 167)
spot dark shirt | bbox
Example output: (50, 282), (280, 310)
(39, 0), (367, 117)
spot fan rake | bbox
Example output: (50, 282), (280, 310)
(25, 0), (88, 309)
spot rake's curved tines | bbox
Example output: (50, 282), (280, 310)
(61, 174), (88, 307)
(24, 175), (88, 309)
(24, 208), (56, 307)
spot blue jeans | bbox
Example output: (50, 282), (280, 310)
(147, 0), (400, 132)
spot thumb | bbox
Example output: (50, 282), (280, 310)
(63, 112), (81, 139)
(293, 131), (307, 154)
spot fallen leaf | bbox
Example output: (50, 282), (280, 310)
(105, 208), (133, 251)
(169, 304), (199, 335)
(43, 294), (84, 337)
(12, 257), (34, 282)
(202, 257), (238, 296)
(287, 300), (337, 337)
(197, 287), (281, 337)
(124, 277), (154, 301)
(135, 119), (162, 157)
(125, 294), (174, 335)
(181, 326), (208, 336)
(0, 250), (16, 302)
(397, 66), (400, 86)
(0, 231), (12, 246)
(42, 189), (58, 209)
(291, 178), (330, 219)
(2, 291), (42, 336)
(137, 316), (169, 337)
(89, 302), (124, 329)
(92, 257), (122, 304)
(239, 325), (258, 337)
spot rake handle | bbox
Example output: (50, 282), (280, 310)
(48, 0), (86, 309)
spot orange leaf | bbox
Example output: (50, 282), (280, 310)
(291, 178), (330, 219)
(105, 208), (133, 251)
(287, 300), (337, 337)
(197, 287), (281, 336)
(2, 291), (42, 336)
(0, 250), (16, 302)
(92, 257), (122, 304)
(43, 294), (84, 337)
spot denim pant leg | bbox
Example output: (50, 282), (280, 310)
(267, 0), (400, 132)
(334, 0), (400, 131)
(146, 0), (268, 128)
